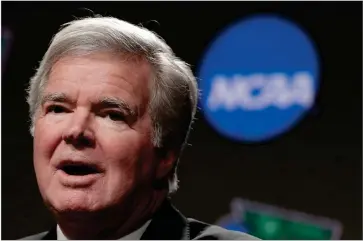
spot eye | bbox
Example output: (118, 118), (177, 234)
(105, 111), (125, 122)
(46, 105), (68, 114)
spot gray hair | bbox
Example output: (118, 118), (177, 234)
(26, 16), (198, 193)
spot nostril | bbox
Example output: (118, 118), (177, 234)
(64, 132), (95, 148)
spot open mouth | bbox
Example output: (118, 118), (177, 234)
(59, 163), (100, 176)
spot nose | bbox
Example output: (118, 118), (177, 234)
(62, 108), (95, 148)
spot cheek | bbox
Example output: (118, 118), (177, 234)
(33, 117), (64, 162)
(98, 130), (156, 181)
(32, 117), (65, 198)
(101, 133), (143, 168)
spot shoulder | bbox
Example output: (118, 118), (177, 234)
(19, 231), (49, 240)
(188, 218), (260, 240)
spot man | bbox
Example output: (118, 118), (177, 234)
(23, 16), (258, 240)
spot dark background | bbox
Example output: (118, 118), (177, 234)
(2, 1), (362, 240)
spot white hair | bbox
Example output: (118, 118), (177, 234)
(27, 16), (198, 193)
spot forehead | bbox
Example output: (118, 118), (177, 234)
(45, 52), (152, 108)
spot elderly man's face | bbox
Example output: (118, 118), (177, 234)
(33, 53), (160, 214)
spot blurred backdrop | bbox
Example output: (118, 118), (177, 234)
(1, 1), (362, 240)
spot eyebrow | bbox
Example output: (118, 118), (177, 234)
(41, 92), (74, 106)
(97, 97), (137, 118)
(41, 93), (137, 118)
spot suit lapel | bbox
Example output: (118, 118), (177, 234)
(42, 226), (57, 240)
(41, 200), (188, 240)
(141, 199), (189, 240)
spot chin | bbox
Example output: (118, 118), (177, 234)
(46, 188), (106, 215)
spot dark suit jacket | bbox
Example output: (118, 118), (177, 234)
(21, 200), (259, 240)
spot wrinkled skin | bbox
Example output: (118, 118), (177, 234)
(33, 52), (174, 239)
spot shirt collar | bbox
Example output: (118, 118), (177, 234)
(56, 220), (151, 240)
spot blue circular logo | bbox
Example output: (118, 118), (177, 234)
(198, 15), (320, 142)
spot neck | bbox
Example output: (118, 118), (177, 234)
(55, 189), (167, 240)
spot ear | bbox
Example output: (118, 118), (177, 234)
(156, 151), (176, 179)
